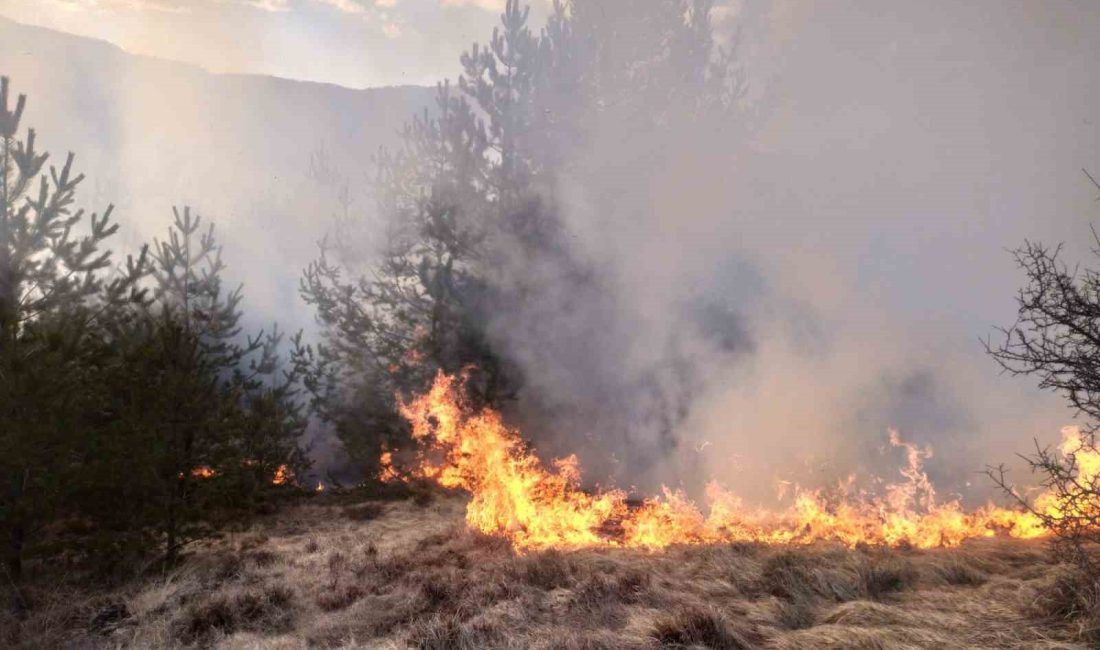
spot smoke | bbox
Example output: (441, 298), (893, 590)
(478, 0), (1100, 505)
(3, 1), (1099, 499)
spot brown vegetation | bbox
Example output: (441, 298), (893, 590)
(1, 492), (1088, 649)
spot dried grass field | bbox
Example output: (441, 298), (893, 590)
(5, 491), (1092, 650)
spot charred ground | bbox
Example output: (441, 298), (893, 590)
(5, 489), (1092, 650)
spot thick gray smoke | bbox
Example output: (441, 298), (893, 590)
(481, 0), (1100, 505)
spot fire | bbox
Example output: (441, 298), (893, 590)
(190, 466), (216, 479)
(379, 451), (399, 482)
(385, 372), (1092, 551)
(272, 464), (291, 486)
(1013, 426), (1100, 537)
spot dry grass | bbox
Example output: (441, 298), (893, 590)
(1, 492), (1090, 649)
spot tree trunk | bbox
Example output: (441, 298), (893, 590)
(7, 524), (22, 583)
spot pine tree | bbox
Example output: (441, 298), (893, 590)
(91, 208), (309, 568)
(0, 76), (145, 586)
(301, 0), (743, 475)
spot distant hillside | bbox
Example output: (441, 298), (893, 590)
(0, 15), (433, 334)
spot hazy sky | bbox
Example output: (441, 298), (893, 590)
(0, 0), (556, 87)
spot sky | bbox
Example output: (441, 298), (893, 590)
(0, 0), (555, 87)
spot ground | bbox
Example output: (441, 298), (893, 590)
(4, 491), (1091, 649)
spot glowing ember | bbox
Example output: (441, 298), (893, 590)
(190, 466), (216, 479)
(272, 464), (291, 486)
(379, 451), (399, 483)
(382, 372), (1089, 551)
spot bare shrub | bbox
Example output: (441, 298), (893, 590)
(650, 605), (761, 649)
(985, 228), (1100, 570)
(988, 439), (1100, 570)
(985, 220), (1100, 642)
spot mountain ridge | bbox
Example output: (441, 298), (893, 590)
(0, 13), (435, 339)
(0, 13), (426, 94)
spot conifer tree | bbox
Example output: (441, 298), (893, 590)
(135, 208), (308, 564)
(0, 76), (145, 585)
(302, 1), (743, 474)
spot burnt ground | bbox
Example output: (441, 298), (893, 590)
(3, 491), (1092, 649)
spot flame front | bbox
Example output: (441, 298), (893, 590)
(385, 372), (1090, 551)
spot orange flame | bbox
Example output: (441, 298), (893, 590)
(385, 372), (1087, 551)
(190, 466), (216, 479)
(1011, 426), (1100, 538)
(379, 451), (400, 482)
(272, 464), (291, 486)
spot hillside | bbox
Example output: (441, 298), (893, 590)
(0, 15), (433, 335)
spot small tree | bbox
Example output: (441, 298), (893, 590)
(229, 323), (312, 494)
(986, 171), (1100, 570)
(95, 208), (309, 567)
(0, 76), (144, 587)
(301, 0), (743, 476)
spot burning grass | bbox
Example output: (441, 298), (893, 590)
(382, 373), (1072, 552)
(1, 491), (1091, 649)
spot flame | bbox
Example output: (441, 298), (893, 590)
(384, 372), (1092, 551)
(315, 481), (326, 493)
(190, 466), (216, 479)
(379, 451), (400, 482)
(272, 464), (291, 486)
(1015, 426), (1100, 537)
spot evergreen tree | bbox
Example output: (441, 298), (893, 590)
(140, 209), (308, 564)
(0, 76), (145, 586)
(301, 0), (742, 474)
(85, 208), (309, 568)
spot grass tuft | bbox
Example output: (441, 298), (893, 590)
(650, 605), (761, 649)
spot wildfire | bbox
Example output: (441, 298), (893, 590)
(379, 451), (399, 482)
(382, 372), (1096, 551)
(1012, 426), (1100, 538)
(272, 464), (291, 486)
(190, 466), (216, 479)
